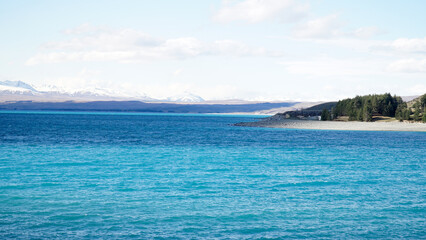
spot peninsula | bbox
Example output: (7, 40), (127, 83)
(235, 93), (426, 132)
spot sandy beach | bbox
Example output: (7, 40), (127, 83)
(235, 118), (426, 132)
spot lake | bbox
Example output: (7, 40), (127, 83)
(0, 111), (425, 239)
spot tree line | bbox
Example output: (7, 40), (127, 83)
(320, 93), (426, 122)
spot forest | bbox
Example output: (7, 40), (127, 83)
(321, 93), (426, 122)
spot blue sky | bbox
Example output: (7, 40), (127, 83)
(1, 0), (425, 101)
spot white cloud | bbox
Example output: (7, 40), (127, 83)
(292, 14), (342, 39)
(213, 0), (308, 23)
(407, 84), (426, 95)
(388, 37), (426, 54)
(370, 37), (426, 59)
(26, 25), (281, 65)
(387, 59), (426, 73)
(211, 40), (281, 56)
(353, 26), (382, 39)
(63, 23), (110, 35)
(173, 69), (183, 77)
(128, 82), (239, 100)
(279, 57), (387, 77)
(43, 28), (163, 52)
(292, 14), (381, 40)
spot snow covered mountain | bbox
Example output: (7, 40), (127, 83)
(0, 80), (38, 95)
(0, 80), (203, 103)
(166, 92), (205, 103)
(0, 81), (37, 92)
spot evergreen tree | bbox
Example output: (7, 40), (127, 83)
(371, 97), (378, 113)
(363, 100), (373, 122)
(383, 102), (393, 116)
(349, 110), (356, 121)
(333, 93), (403, 120)
(403, 109), (411, 120)
(413, 108), (421, 121)
(357, 109), (364, 121)
(321, 109), (330, 121)
(329, 93), (426, 122)
(395, 106), (403, 121)
(420, 94), (426, 109)
(330, 107), (336, 120)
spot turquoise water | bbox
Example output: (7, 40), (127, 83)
(0, 111), (425, 239)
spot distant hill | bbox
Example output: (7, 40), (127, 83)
(402, 95), (420, 102)
(0, 101), (298, 114)
(304, 102), (337, 111)
(274, 101), (337, 118)
(406, 95), (425, 109)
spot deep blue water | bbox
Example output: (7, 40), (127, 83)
(0, 111), (425, 239)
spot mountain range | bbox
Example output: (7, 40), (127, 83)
(2, 80), (418, 115)
(0, 80), (308, 114)
(0, 80), (205, 103)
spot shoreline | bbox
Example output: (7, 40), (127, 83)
(235, 118), (426, 132)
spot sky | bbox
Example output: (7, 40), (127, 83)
(1, 0), (426, 101)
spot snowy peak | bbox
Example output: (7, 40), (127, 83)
(167, 92), (205, 103)
(0, 80), (136, 100)
(0, 80), (38, 95)
(0, 80), (204, 102)
(0, 80), (38, 92)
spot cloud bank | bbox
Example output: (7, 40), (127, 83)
(27, 25), (281, 65)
